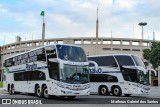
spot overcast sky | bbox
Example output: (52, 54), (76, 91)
(0, 0), (160, 46)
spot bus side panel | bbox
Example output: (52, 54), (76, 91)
(14, 81), (28, 93)
(5, 73), (13, 90)
(90, 82), (99, 94)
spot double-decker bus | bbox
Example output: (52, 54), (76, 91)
(3, 44), (90, 99)
(88, 54), (152, 96)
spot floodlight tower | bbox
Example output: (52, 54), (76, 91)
(138, 22), (147, 39)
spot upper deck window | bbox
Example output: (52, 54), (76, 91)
(88, 56), (118, 67)
(56, 45), (87, 62)
(114, 55), (135, 66)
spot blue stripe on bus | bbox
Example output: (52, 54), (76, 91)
(37, 66), (48, 69)
(9, 70), (25, 73)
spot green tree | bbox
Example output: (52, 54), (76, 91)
(143, 49), (151, 60)
(143, 42), (160, 68)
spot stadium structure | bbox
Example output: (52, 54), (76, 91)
(0, 37), (158, 85)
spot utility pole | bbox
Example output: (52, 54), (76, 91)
(133, 24), (134, 39)
(153, 31), (155, 41)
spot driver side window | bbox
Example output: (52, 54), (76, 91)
(45, 46), (57, 58)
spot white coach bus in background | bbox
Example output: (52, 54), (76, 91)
(88, 54), (151, 97)
(3, 44), (90, 99)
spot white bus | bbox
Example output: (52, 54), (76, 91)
(3, 44), (90, 99)
(88, 54), (150, 96)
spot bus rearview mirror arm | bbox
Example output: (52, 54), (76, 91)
(88, 60), (99, 71)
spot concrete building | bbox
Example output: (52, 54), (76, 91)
(0, 37), (158, 85)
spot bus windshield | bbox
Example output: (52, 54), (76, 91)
(138, 70), (149, 85)
(56, 45), (87, 62)
(121, 67), (149, 85)
(60, 65), (89, 84)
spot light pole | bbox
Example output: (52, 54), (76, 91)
(40, 11), (45, 45)
(138, 22), (147, 39)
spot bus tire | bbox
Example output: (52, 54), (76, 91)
(124, 94), (131, 97)
(7, 84), (10, 93)
(98, 86), (108, 95)
(12, 85), (20, 94)
(35, 85), (42, 97)
(14, 91), (20, 94)
(112, 86), (122, 96)
(42, 86), (50, 99)
(9, 84), (15, 95)
(67, 96), (76, 100)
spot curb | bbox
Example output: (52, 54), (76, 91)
(0, 88), (8, 94)
(0, 88), (4, 90)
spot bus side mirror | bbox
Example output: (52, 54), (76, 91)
(88, 61), (99, 71)
(148, 69), (157, 77)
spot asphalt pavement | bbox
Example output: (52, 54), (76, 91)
(0, 87), (160, 107)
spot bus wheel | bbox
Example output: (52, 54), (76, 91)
(67, 96), (76, 100)
(36, 85), (42, 97)
(112, 86), (122, 96)
(7, 84), (10, 93)
(9, 85), (15, 95)
(43, 86), (50, 99)
(124, 94), (131, 97)
(99, 86), (108, 95)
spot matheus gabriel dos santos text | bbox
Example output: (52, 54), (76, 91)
(111, 99), (159, 104)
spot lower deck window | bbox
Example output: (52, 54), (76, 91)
(14, 71), (46, 81)
(90, 74), (118, 82)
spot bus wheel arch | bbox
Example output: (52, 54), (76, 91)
(98, 85), (108, 95)
(111, 85), (122, 96)
(41, 84), (46, 90)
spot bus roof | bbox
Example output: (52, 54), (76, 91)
(5, 44), (82, 60)
(87, 54), (140, 58)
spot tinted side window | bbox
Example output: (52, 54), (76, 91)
(48, 62), (59, 80)
(14, 72), (24, 81)
(5, 58), (14, 67)
(37, 48), (46, 61)
(115, 55), (135, 66)
(90, 74), (118, 82)
(46, 46), (57, 58)
(14, 71), (46, 81)
(29, 71), (46, 80)
(88, 56), (117, 67)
